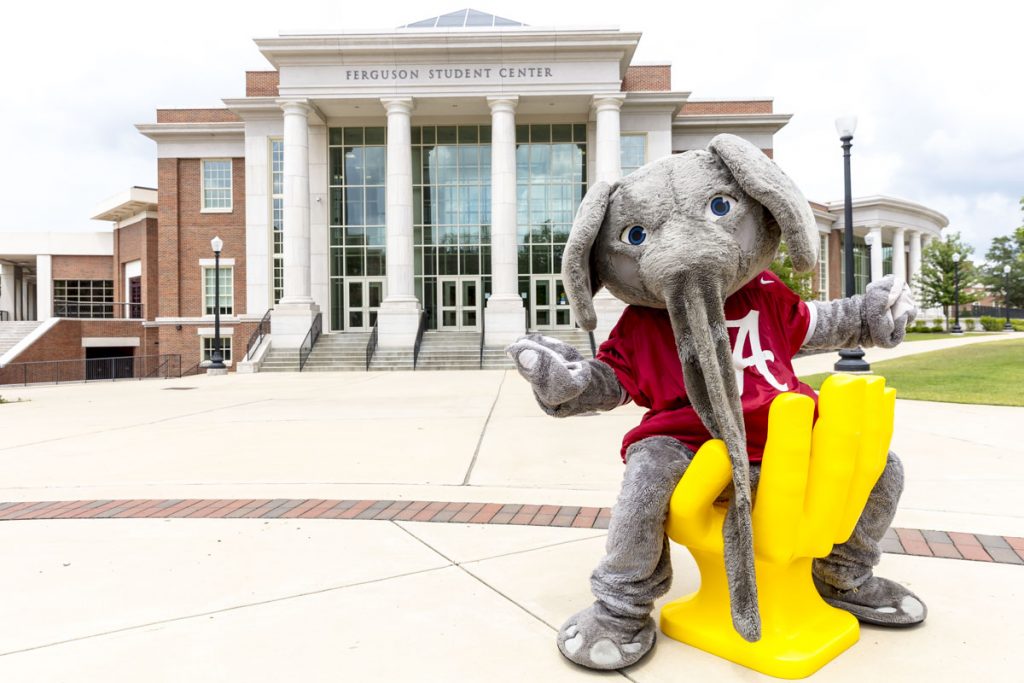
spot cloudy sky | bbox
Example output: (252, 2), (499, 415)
(2, 0), (1020, 260)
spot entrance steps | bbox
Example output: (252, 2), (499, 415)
(259, 327), (597, 373)
(261, 332), (372, 372)
(0, 321), (43, 359)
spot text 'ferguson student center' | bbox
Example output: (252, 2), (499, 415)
(0, 10), (947, 376)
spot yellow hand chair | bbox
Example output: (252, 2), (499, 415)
(661, 374), (895, 679)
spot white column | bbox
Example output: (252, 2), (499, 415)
(869, 227), (884, 283)
(485, 96), (524, 346)
(0, 263), (14, 320)
(593, 94), (625, 184)
(892, 227), (906, 282)
(271, 99), (320, 348)
(908, 230), (922, 287)
(377, 97), (420, 348)
(591, 94), (628, 343)
(35, 255), (52, 320)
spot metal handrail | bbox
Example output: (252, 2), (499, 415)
(412, 310), (428, 370)
(53, 300), (145, 319)
(588, 330), (597, 358)
(365, 322), (379, 371)
(245, 308), (273, 361)
(1, 353), (183, 387)
(181, 361), (208, 378)
(524, 305), (530, 333)
(479, 304), (486, 369)
(298, 312), (323, 372)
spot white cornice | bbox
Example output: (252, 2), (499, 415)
(623, 91), (691, 117)
(223, 97), (284, 121)
(255, 29), (641, 77)
(673, 113), (792, 135)
(135, 122), (245, 143)
(91, 187), (158, 222)
(825, 195), (949, 230)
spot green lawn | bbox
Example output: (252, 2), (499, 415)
(800, 339), (1024, 407)
(903, 332), (997, 341)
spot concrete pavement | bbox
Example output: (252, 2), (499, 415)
(0, 332), (1021, 681)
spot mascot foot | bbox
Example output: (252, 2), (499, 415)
(815, 576), (927, 626)
(556, 602), (656, 670)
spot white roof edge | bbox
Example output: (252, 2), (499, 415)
(684, 96), (774, 102)
(273, 25), (625, 37)
(91, 187), (158, 222)
(825, 195), (950, 228)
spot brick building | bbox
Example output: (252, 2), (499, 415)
(0, 9), (947, 379)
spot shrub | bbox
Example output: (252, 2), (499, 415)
(980, 316), (1004, 331)
(1012, 319), (1024, 332)
(964, 319), (976, 331)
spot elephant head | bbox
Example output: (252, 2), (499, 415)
(563, 134), (818, 641)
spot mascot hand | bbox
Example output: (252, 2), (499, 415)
(864, 275), (917, 348)
(506, 334), (591, 407)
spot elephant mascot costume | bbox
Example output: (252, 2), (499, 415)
(506, 134), (926, 670)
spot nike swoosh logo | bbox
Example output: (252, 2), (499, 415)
(760, 277), (773, 285)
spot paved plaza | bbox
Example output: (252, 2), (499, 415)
(0, 335), (1021, 681)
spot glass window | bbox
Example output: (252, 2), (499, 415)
(818, 234), (829, 301)
(52, 280), (114, 318)
(271, 139), (284, 304)
(203, 266), (233, 315)
(202, 336), (232, 364)
(620, 134), (647, 176)
(202, 159), (232, 210)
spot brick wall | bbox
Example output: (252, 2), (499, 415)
(621, 65), (671, 92)
(157, 321), (259, 373)
(52, 256), (113, 281)
(679, 100), (774, 115)
(156, 109), (241, 124)
(246, 71), (280, 97)
(828, 230), (843, 299)
(113, 218), (158, 320)
(157, 158), (247, 317)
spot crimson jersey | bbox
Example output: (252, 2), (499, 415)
(597, 271), (818, 463)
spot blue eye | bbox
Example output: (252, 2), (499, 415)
(620, 225), (647, 246)
(709, 195), (733, 217)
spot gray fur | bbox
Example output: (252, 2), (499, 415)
(807, 275), (918, 350)
(558, 436), (693, 669)
(505, 335), (623, 415)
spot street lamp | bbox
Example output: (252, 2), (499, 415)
(833, 115), (870, 372)
(950, 252), (963, 334)
(1004, 264), (1014, 331)
(209, 236), (226, 370)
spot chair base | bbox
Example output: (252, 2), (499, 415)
(659, 554), (859, 679)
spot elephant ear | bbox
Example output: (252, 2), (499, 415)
(562, 180), (614, 331)
(709, 134), (818, 273)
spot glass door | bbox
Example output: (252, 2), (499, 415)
(531, 276), (573, 330)
(438, 277), (480, 331)
(344, 278), (386, 330)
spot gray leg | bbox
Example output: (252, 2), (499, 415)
(813, 451), (927, 626)
(557, 436), (693, 670)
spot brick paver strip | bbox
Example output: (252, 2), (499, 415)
(928, 543), (962, 560)
(284, 500), (327, 519)
(469, 503), (503, 524)
(3, 498), (1021, 566)
(451, 502), (485, 523)
(339, 500), (377, 520)
(431, 502), (467, 523)
(922, 530), (952, 545)
(976, 534), (1010, 550)
(987, 548), (1023, 565)
(947, 531), (981, 547)
(393, 500), (430, 521)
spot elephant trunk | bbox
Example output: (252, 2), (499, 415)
(665, 272), (761, 642)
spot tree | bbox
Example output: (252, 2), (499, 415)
(769, 242), (816, 300)
(918, 232), (981, 319)
(982, 220), (1024, 309)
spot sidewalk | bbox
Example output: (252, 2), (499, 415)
(0, 336), (1021, 681)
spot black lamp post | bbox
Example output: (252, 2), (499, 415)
(1005, 264), (1014, 331)
(950, 252), (963, 334)
(209, 236), (226, 370)
(833, 115), (870, 372)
